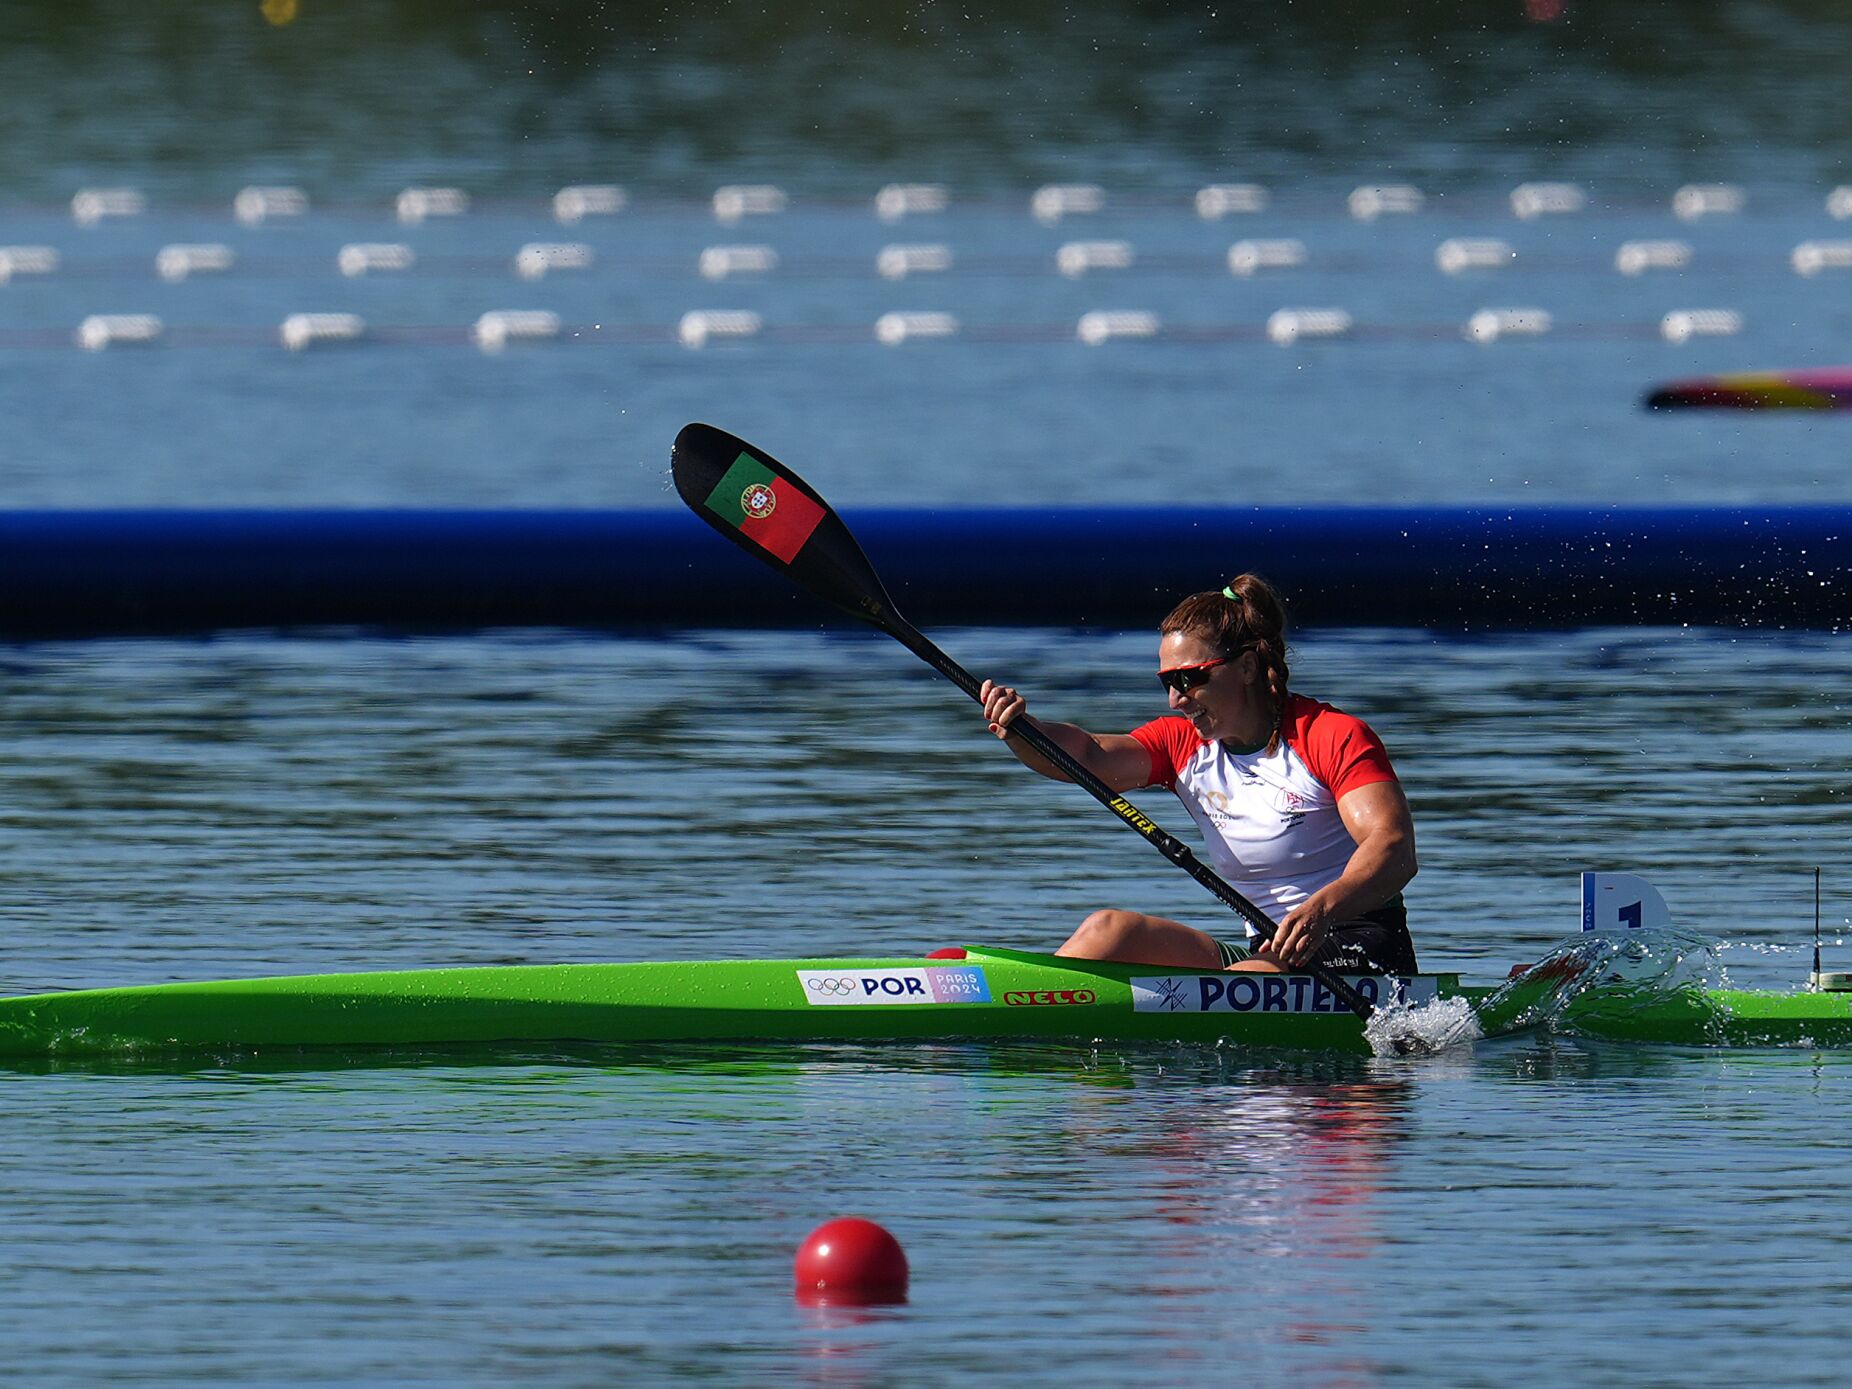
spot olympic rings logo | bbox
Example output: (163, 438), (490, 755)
(805, 976), (861, 996)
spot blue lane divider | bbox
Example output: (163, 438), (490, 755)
(0, 507), (1846, 636)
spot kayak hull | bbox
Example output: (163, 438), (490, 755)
(0, 947), (1447, 1058)
(3, 947), (1849, 1059)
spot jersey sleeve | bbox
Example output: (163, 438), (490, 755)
(1285, 696), (1399, 800)
(1127, 716), (1204, 789)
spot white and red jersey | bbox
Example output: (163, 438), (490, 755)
(1128, 693), (1399, 931)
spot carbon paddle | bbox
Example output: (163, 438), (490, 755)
(670, 422), (1378, 1023)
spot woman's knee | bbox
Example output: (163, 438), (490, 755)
(1060, 909), (1144, 957)
(1058, 910), (1223, 969)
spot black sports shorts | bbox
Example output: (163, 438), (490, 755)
(1214, 896), (1418, 974)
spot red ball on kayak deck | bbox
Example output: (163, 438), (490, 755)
(793, 1218), (909, 1305)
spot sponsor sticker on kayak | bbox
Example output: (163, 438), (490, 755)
(1130, 974), (1437, 1015)
(797, 966), (992, 1006)
(1003, 989), (1097, 1007)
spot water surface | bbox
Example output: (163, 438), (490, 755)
(3, 631), (1850, 1385)
(6, 7), (1852, 1384)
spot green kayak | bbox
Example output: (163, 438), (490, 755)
(2, 944), (1848, 1059)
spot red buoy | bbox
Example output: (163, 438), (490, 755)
(793, 1218), (909, 1305)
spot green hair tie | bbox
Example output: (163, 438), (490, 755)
(1222, 585), (1239, 601)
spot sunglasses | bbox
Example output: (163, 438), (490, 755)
(1157, 648), (1249, 695)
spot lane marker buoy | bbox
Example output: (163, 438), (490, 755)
(794, 1218), (909, 1305)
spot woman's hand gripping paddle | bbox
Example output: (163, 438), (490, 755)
(669, 422), (1381, 1026)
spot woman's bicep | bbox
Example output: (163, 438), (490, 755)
(1336, 780), (1417, 852)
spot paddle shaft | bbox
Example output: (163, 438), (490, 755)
(884, 623), (1379, 1020)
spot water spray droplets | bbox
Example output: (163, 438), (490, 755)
(1368, 928), (1724, 1057)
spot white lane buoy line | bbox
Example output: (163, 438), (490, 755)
(28, 180), (1852, 231)
(10, 239), (1824, 284)
(21, 236), (1837, 285)
(0, 310), (1774, 354)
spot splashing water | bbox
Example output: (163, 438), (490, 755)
(1365, 992), (1485, 1056)
(1365, 927), (1722, 1057)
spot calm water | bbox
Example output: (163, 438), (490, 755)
(6, 6), (1852, 1386)
(3, 631), (1851, 1386)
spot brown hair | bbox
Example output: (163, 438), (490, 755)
(1159, 573), (1291, 747)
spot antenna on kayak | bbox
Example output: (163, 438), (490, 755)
(1814, 867), (1823, 984)
(1807, 869), (1852, 991)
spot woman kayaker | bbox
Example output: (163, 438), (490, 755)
(978, 574), (1418, 974)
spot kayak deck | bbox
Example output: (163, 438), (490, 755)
(1, 946), (1847, 1059)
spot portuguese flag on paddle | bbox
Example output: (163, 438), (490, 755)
(700, 451), (826, 564)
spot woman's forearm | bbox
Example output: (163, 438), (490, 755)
(1315, 828), (1418, 920)
(999, 717), (1107, 783)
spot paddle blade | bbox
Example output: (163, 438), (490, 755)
(672, 423), (906, 632)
